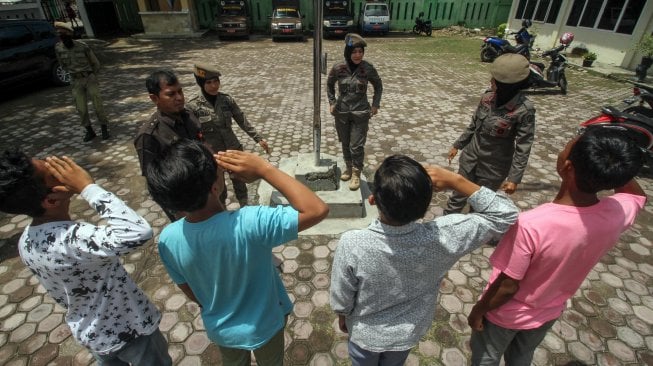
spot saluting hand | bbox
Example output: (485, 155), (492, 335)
(45, 156), (94, 195)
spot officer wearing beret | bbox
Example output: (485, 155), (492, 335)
(54, 22), (111, 142)
(327, 33), (383, 191)
(135, 69), (205, 220)
(445, 53), (536, 214)
(187, 62), (269, 207)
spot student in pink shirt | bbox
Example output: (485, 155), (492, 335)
(468, 127), (647, 365)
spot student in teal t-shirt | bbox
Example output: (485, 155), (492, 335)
(146, 139), (329, 366)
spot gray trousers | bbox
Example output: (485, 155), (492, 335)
(334, 112), (369, 169)
(348, 341), (411, 366)
(470, 317), (556, 366)
(91, 329), (171, 366)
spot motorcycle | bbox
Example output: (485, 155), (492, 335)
(623, 82), (653, 118)
(412, 12), (432, 36)
(579, 106), (653, 160)
(481, 19), (533, 62)
(527, 32), (574, 95)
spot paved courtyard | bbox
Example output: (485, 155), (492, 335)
(0, 33), (652, 365)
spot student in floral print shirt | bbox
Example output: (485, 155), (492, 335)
(0, 149), (171, 366)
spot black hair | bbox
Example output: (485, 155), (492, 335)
(570, 127), (644, 193)
(145, 139), (218, 212)
(372, 155), (433, 225)
(494, 77), (529, 107)
(145, 69), (178, 95)
(0, 149), (48, 217)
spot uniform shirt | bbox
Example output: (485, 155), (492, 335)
(330, 187), (518, 352)
(18, 184), (160, 354)
(158, 206), (298, 349)
(485, 193), (646, 330)
(55, 40), (99, 76)
(133, 109), (202, 176)
(453, 91), (535, 184)
(186, 92), (262, 143)
(327, 60), (383, 115)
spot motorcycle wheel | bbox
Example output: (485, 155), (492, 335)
(412, 25), (419, 35)
(559, 74), (568, 95)
(623, 105), (653, 118)
(426, 28), (432, 36)
(481, 46), (495, 63)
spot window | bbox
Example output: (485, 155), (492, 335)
(566, 0), (646, 34)
(30, 22), (56, 40)
(515, 0), (563, 24)
(0, 25), (34, 50)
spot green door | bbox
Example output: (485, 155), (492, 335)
(114, 0), (144, 32)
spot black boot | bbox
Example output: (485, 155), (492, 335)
(83, 126), (97, 142)
(101, 125), (111, 140)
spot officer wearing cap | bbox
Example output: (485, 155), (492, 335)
(327, 33), (382, 191)
(54, 21), (111, 142)
(445, 53), (535, 214)
(186, 62), (269, 207)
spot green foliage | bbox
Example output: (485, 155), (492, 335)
(584, 52), (597, 61)
(497, 23), (507, 38)
(635, 34), (653, 56)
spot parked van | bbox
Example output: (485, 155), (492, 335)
(213, 0), (250, 39)
(270, 0), (304, 41)
(358, 1), (389, 35)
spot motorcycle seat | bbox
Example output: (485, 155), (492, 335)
(530, 61), (545, 70)
(635, 82), (653, 94)
(603, 106), (653, 128)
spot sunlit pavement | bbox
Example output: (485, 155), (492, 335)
(0, 33), (652, 365)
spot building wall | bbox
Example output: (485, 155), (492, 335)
(507, 0), (653, 69)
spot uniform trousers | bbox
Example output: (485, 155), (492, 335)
(72, 73), (109, 127)
(444, 156), (508, 215)
(334, 112), (369, 170)
(204, 127), (249, 205)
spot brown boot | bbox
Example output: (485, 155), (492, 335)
(340, 165), (353, 181)
(349, 168), (361, 190)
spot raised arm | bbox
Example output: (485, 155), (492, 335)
(615, 178), (647, 199)
(216, 150), (329, 231)
(45, 156), (153, 255)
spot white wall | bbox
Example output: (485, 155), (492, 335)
(508, 0), (653, 69)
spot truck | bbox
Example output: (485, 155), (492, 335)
(213, 0), (250, 39)
(270, 0), (304, 41)
(358, 0), (390, 35)
(323, 0), (355, 38)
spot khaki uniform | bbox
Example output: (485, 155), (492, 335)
(55, 40), (108, 127)
(186, 92), (262, 205)
(134, 109), (202, 176)
(326, 60), (383, 170)
(445, 90), (535, 214)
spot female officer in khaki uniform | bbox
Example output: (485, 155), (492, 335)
(327, 33), (383, 191)
(187, 63), (270, 207)
(445, 54), (535, 214)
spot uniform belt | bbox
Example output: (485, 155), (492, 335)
(72, 71), (93, 78)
